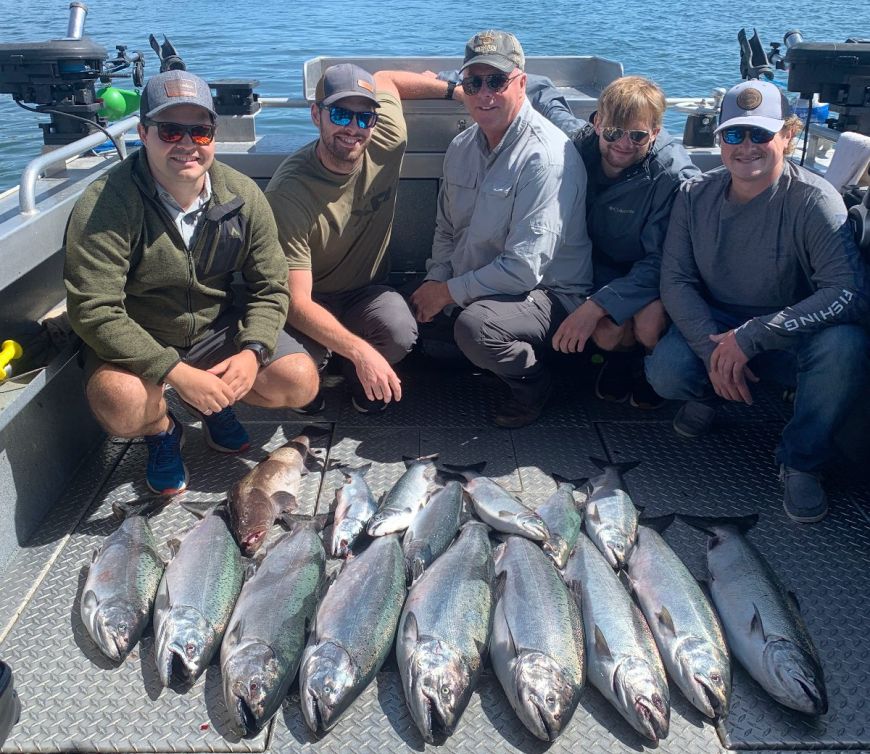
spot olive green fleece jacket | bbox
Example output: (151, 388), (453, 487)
(64, 150), (289, 384)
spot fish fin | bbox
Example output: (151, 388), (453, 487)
(167, 537), (182, 558)
(334, 461), (373, 479)
(586, 504), (601, 524)
(112, 495), (169, 519)
(274, 491), (299, 517)
(402, 611), (419, 644)
(89, 547), (101, 564)
(179, 499), (217, 519)
(788, 590), (801, 612)
(657, 607), (677, 636)
(593, 625), (613, 661)
(638, 513), (676, 533)
(497, 510), (518, 520)
(281, 512), (333, 533)
(677, 513), (759, 537)
(749, 603), (767, 640)
(440, 461), (487, 477)
(551, 473), (589, 490)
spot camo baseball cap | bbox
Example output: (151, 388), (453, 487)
(140, 69), (216, 120)
(315, 63), (379, 107)
(715, 79), (791, 134)
(460, 30), (525, 73)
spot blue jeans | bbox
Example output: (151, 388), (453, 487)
(645, 319), (870, 472)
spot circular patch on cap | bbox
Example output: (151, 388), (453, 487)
(736, 87), (763, 111)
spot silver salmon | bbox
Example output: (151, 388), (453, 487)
(221, 526), (325, 734)
(153, 509), (244, 686)
(402, 480), (463, 585)
(584, 457), (640, 569)
(626, 518), (731, 719)
(563, 533), (670, 741)
(299, 534), (406, 733)
(367, 454), (438, 536)
(537, 474), (585, 569)
(491, 536), (585, 740)
(679, 514), (827, 716)
(397, 521), (494, 743)
(80, 501), (165, 661)
(330, 463), (378, 557)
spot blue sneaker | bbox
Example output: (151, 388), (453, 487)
(195, 405), (250, 454)
(145, 414), (188, 495)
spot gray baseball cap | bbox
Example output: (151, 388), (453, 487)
(315, 63), (379, 107)
(715, 79), (791, 134)
(460, 30), (525, 74)
(140, 70), (217, 120)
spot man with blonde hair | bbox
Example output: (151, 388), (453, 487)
(528, 74), (699, 407)
(646, 79), (869, 523)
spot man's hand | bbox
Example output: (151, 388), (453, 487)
(411, 281), (454, 323)
(708, 330), (758, 404)
(165, 361), (237, 414)
(552, 299), (607, 353)
(208, 349), (259, 401)
(351, 342), (402, 403)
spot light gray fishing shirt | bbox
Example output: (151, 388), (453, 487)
(426, 98), (593, 313)
(661, 160), (867, 366)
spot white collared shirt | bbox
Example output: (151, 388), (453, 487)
(155, 173), (212, 249)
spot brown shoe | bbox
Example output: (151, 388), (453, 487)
(493, 389), (550, 429)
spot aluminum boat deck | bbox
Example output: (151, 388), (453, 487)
(0, 352), (866, 754)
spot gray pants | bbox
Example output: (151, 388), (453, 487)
(284, 284), (417, 394)
(418, 289), (566, 405)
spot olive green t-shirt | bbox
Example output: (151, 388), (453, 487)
(264, 93), (407, 294)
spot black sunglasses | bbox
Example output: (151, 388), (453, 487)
(319, 104), (379, 129)
(460, 72), (521, 96)
(601, 126), (652, 145)
(719, 126), (777, 145)
(144, 119), (216, 145)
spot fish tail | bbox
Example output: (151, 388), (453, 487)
(551, 473), (588, 489)
(638, 513), (676, 533)
(440, 461), (486, 477)
(677, 513), (759, 535)
(589, 456), (640, 475)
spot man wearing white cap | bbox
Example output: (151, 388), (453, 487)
(646, 78), (869, 522)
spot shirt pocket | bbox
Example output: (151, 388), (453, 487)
(469, 180), (514, 250)
(195, 214), (245, 283)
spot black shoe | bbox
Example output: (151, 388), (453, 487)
(672, 400), (716, 438)
(594, 355), (632, 403)
(293, 392), (326, 416)
(493, 383), (551, 429)
(0, 661), (20, 747)
(629, 371), (665, 410)
(781, 466), (829, 523)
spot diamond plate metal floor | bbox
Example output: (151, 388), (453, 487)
(1, 359), (867, 754)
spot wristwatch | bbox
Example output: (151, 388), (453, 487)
(445, 80), (456, 100)
(243, 342), (271, 367)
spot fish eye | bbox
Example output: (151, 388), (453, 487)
(710, 673), (721, 682)
(324, 684), (333, 695)
(546, 694), (556, 705)
(440, 685), (451, 697)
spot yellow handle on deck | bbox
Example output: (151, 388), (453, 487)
(0, 340), (23, 382)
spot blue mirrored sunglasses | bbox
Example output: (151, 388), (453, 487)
(319, 104), (379, 129)
(720, 126), (776, 145)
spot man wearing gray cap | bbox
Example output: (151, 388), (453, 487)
(65, 69), (319, 495)
(411, 30), (593, 427)
(266, 64), (457, 413)
(646, 78), (869, 522)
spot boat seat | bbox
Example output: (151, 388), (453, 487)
(824, 131), (870, 192)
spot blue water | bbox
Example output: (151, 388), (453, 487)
(1, 0), (867, 192)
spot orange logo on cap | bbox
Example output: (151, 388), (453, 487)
(736, 88), (763, 111)
(164, 79), (197, 98)
(357, 79), (374, 93)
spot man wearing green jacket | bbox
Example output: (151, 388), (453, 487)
(65, 70), (319, 494)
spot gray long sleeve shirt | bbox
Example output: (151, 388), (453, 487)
(661, 161), (867, 367)
(426, 98), (593, 313)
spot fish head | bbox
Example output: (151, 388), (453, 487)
(222, 641), (282, 735)
(676, 639), (731, 719)
(598, 529), (631, 569)
(613, 655), (670, 742)
(542, 536), (569, 569)
(406, 638), (472, 743)
(513, 651), (578, 741)
(518, 514), (550, 542)
(762, 638), (828, 715)
(230, 487), (275, 556)
(83, 595), (137, 661)
(330, 519), (363, 559)
(299, 641), (358, 732)
(155, 607), (215, 686)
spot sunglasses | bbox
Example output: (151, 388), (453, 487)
(319, 104), (379, 129)
(601, 126), (652, 145)
(460, 72), (520, 96)
(144, 120), (216, 145)
(719, 126), (777, 145)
